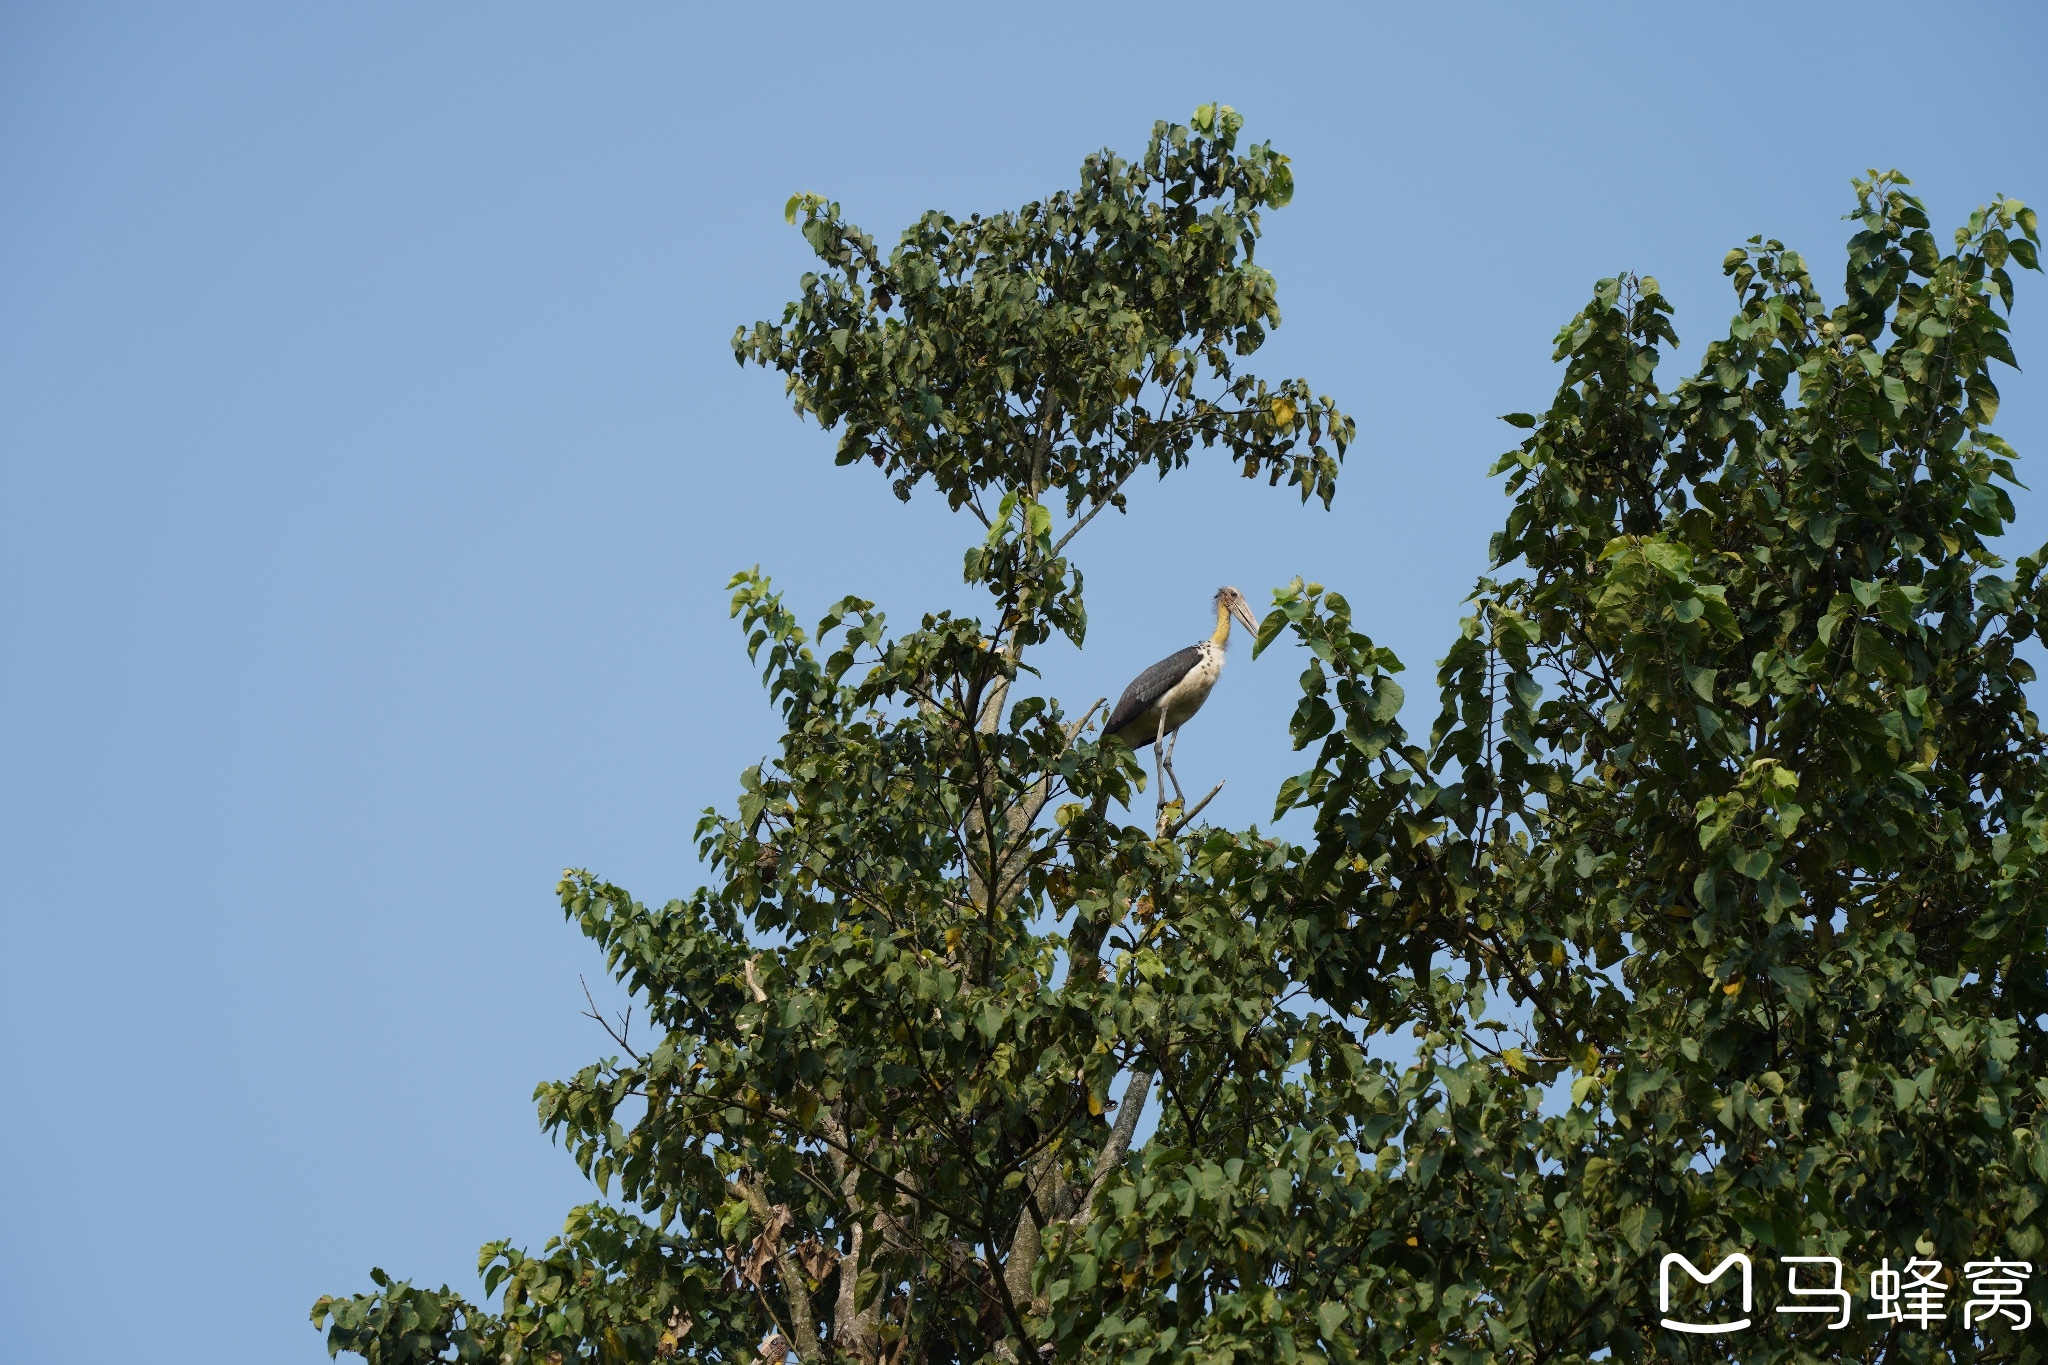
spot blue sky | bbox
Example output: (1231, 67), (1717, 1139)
(3, 3), (2043, 1360)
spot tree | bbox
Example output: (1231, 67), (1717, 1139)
(316, 110), (2046, 1364)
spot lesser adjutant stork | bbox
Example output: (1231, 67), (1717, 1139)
(1105, 586), (1261, 814)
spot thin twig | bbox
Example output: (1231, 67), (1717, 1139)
(1063, 698), (1107, 743)
(579, 974), (644, 1062)
(1163, 782), (1225, 838)
(1051, 474), (1134, 556)
(694, 1094), (995, 1243)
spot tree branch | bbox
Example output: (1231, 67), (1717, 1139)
(1052, 470), (1137, 556)
(734, 1177), (820, 1363)
(1073, 1070), (1154, 1228)
(578, 975), (643, 1062)
(1162, 782), (1225, 838)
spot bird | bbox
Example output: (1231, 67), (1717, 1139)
(1104, 586), (1261, 814)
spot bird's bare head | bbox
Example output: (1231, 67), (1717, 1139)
(1215, 585), (1260, 639)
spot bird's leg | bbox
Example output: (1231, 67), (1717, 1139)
(1153, 713), (1169, 814)
(1161, 728), (1186, 805)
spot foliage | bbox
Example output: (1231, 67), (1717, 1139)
(316, 112), (2046, 1364)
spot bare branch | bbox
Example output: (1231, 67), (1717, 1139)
(1051, 473), (1135, 556)
(1163, 782), (1225, 838)
(1063, 697), (1107, 745)
(579, 974), (644, 1062)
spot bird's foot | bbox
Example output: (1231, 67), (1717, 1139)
(1155, 782), (1224, 839)
(1154, 798), (1185, 838)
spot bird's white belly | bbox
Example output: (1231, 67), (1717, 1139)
(1158, 645), (1224, 731)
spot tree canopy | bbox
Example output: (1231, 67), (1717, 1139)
(316, 109), (2047, 1364)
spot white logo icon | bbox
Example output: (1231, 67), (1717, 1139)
(1660, 1253), (1752, 1334)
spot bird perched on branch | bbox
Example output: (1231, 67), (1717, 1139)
(1104, 586), (1260, 815)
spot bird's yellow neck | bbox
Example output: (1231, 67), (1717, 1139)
(1211, 599), (1232, 648)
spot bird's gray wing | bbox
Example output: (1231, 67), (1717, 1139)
(1104, 645), (1203, 740)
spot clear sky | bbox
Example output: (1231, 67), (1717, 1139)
(3, 3), (2043, 1360)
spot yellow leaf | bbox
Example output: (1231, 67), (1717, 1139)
(1088, 1089), (1104, 1116)
(1271, 396), (1298, 427)
(1723, 978), (1744, 997)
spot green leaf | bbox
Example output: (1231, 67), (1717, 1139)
(1767, 963), (1812, 1009)
(1730, 848), (1771, 880)
(1619, 1203), (1662, 1254)
(1759, 871), (1801, 914)
(1253, 608), (1287, 658)
(1852, 625), (1910, 680)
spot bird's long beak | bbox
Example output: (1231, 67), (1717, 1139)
(1232, 598), (1260, 637)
